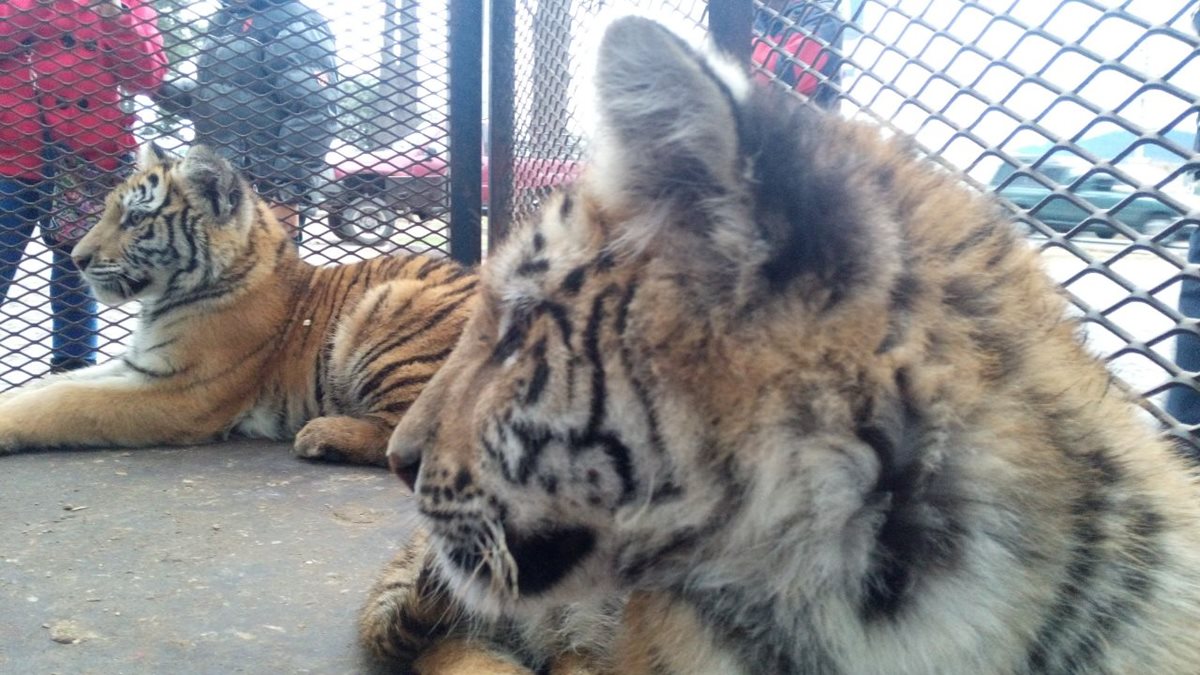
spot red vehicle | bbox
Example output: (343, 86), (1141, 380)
(322, 128), (581, 245)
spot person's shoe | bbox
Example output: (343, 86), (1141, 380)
(50, 357), (95, 374)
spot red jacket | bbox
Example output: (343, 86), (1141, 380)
(0, 0), (166, 178)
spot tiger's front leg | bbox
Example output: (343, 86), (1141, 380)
(359, 528), (537, 674)
(294, 414), (393, 466)
(0, 372), (230, 454)
(293, 278), (475, 466)
(0, 360), (126, 404)
(360, 529), (611, 674)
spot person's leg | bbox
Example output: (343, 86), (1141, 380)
(268, 200), (301, 239)
(0, 178), (43, 304)
(43, 236), (97, 372)
(42, 149), (111, 373)
(1168, 226), (1200, 430)
(255, 162), (308, 244)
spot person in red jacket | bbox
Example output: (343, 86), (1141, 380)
(0, 0), (165, 373)
(752, 0), (846, 109)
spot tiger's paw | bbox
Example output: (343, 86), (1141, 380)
(293, 415), (389, 466)
(0, 437), (18, 455)
(293, 416), (352, 461)
(0, 433), (32, 456)
(0, 416), (25, 455)
(360, 529), (438, 661)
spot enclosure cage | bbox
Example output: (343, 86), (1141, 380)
(0, 0), (1197, 453)
(718, 0), (1200, 454)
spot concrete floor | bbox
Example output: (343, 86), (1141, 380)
(0, 441), (415, 674)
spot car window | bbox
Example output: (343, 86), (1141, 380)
(1005, 176), (1042, 189)
(1040, 166), (1075, 183)
(990, 163), (1016, 186)
(1080, 175), (1116, 191)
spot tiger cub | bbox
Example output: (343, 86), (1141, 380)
(0, 144), (474, 465)
(360, 16), (1200, 675)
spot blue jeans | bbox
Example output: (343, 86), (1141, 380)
(0, 175), (98, 369)
(1168, 227), (1200, 435)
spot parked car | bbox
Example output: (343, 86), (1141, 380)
(322, 128), (581, 246)
(321, 131), (446, 246)
(989, 161), (1187, 240)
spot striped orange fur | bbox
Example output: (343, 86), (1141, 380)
(360, 18), (1200, 675)
(0, 144), (474, 465)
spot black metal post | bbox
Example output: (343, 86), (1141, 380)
(488, 0), (516, 251)
(448, 0), (483, 265)
(708, 0), (754, 65)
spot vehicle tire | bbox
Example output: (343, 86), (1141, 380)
(327, 194), (397, 247)
(1096, 228), (1116, 239)
(1143, 216), (1175, 241)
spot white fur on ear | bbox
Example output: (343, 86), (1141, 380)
(137, 142), (170, 170)
(587, 18), (748, 236)
(700, 41), (753, 103)
(180, 145), (242, 222)
(181, 143), (229, 169)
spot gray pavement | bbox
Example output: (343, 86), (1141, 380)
(0, 441), (410, 675)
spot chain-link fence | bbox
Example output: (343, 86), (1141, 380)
(0, 0), (460, 389)
(775, 0), (1200, 452)
(487, 0), (1200, 454)
(3, 0), (1200, 454)
(486, 0), (711, 246)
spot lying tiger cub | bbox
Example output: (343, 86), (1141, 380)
(0, 144), (474, 465)
(360, 16), (1200, 675)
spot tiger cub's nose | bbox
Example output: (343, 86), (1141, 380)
(386, 439), (424, 492)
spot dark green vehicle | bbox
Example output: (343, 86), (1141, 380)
(989, 162), (1185, 240)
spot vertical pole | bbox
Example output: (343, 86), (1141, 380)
(489, 0), (517, 251)
(708, 0), (754, 65)
(449, 0), (483, 265)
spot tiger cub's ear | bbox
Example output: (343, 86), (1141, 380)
(137, 142), (170, 171)
(589, 17), (748, 234)
(180, 145), (243, 224)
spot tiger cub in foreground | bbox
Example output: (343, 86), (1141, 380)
(0, 144), (474, 465)
(359, 16), (1200, 675)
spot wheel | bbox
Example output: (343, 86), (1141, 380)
(1142, 216), (1175, 240)
(327, 194), (397, 246)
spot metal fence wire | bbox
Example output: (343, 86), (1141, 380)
(742, 0), (1200, 453)
(2, 0), (1199, 454)
(0, 0), (456, 389)
(487, 0), (711, 246)
(487, 0), (1200, 453)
